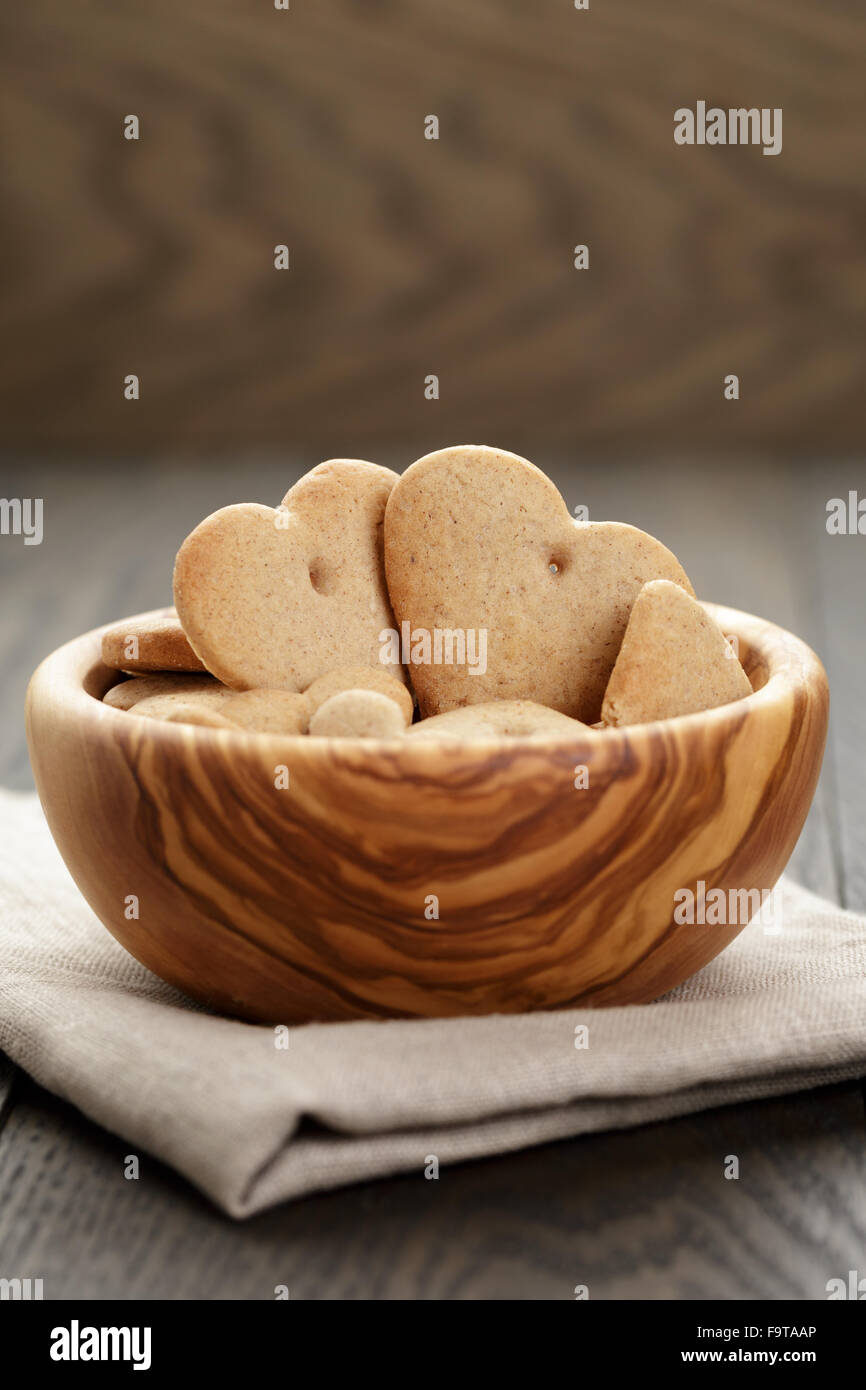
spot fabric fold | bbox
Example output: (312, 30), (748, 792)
(1, 789), (864, 1218)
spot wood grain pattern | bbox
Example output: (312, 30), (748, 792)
(25, 603), (828, 1023)
(0, 1), (864, 456)
(1, 1074), (864, 1299)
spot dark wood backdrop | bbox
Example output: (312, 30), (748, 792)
(1, 0), (865, 459)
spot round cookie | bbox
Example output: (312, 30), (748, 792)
(223, 689), (310, 735)
(102, 608), (205, 673)
(407, 700), (592, 741)
(308, 689), (407, 739)
(303, 665), (413, 726)
(173, 459), (402, 693)
(103, 674), (228, 711)
(384, 445), (695, 722)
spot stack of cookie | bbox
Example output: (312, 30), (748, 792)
(101, 446), (752, 738)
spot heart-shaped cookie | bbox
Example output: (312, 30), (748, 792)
(103, 674), (228, 710)
(161, 704), (238, 730)
(384, 445), (696, 721)
(101, 608), (205, 673)
(174, 459), (402, 692)
(601, 580), (752, 726)
(407, 700), (592, 741)
(120, 680), (236, 721)
(223, 689), (310, 734)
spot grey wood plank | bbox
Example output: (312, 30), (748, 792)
(0, 1075), (863, 1300)
(0, 1052), (15, 1125)
(811, 464), (866, 913)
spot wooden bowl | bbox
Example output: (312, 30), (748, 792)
(26, 603), (828, 1023)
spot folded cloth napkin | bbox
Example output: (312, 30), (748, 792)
(1, 787), (864, 1218)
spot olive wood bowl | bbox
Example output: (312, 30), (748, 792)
(25, 603), (828, 1023)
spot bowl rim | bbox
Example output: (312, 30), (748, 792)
(27, 601), (828, 769)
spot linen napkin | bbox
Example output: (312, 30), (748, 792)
(1, 787), (864, 1218)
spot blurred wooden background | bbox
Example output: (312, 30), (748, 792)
(1, 0), (865, 458)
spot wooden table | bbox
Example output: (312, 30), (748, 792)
(1, 454), (863, 1299)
